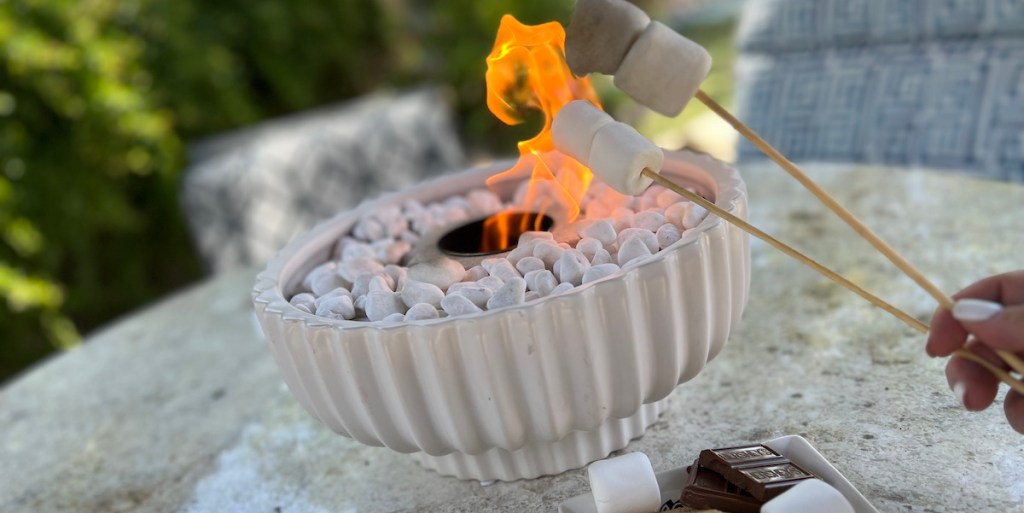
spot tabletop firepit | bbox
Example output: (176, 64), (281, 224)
(252, 15), (751, 481)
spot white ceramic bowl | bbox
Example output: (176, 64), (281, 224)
(252, 150), (750, 481)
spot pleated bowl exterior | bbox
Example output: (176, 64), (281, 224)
(253, 150), (750, 480)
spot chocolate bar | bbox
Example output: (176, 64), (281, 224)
(698, 444), (814, 501)
(679, 459), (762, 513)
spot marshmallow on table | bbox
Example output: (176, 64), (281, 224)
(761, 479), (854, 513)
(587, 452), (661, 513)
(564, 0), (650, 76)
(613, 21), (712, 117)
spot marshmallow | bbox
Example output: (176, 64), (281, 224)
(655, 223), (682, 249)
(613, 21), (712, 117)
(440, 294), (483, 316)
(565, 0), (651, 76)
(589, 120), (663, 196)
(552, 100), (615, 165)
(364, 291), (407, 322)
(587, 452), (661, 513)
(486, 277), (527, 310)
(408, 256), (466, 291)
(404, 302), (440, 321)
(400, 280), (445, 308)
(761, 479), (854, 513)
(583, 263), (621, 284)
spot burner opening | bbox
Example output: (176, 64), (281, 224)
(438, 212), (554, 257)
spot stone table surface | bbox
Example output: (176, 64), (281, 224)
(2, 163), (1024, 513)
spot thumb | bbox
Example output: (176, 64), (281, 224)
(952, 299), (1024, 352)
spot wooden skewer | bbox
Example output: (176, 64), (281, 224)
(642, 169), (1024, 393)
(641, 169), (927, 334)
(693, 89), (1024, 380)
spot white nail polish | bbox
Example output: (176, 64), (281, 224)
(952, 381), (967, 408)
(952, 298), (1003, 322)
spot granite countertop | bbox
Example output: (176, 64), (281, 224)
(2, 163), (1022, 513)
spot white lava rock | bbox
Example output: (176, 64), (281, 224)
(587, 452), (661, 513)
(613, 21), (712, 117)
(552, 100), (615, 165)
(524, 269), (558, 296)
(315, 294), (356, 321)
(587, 118), (664, 196)
(550, 282), (576, 296)
(486, 277), (527, 310)
(580, 219), (617, 246)
(364, 291), (407, 322)
(515, 256), (546, 275)
(339, 257), (385, 284)
(482, 257), (522, 282)
(408, 257), (466, 291)
(400, 280), (445, 308)
(617, 228), (659, 253)
(761, 479), (854, 513)
(656, 223), (682, 249)
(582, 263), (621, 284)
(441, 294), (483, 316)
(683, 204), (709, 229)
(617, 236), (653, 265)
(290, 292), (316, 312)
(565, 0), (651, 76)
(632, 210), (666, 232)
(404, 302), (440, 321)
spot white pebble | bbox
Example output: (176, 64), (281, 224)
(383, 265), (408, 288)
(519, 231), (554, 244)
(482, 257), (522, 282)
(377, 240), (411, 265)
(591, 248), (614, 265)
(656, 189), (683, 209)
(582, 263), (621, 284)
(656, 223), (682, 249)
(368, 274), (393, 293)
(580, 219), (617, 246)
(364, 291), (407, 322)
(632, 211), (666, 232)
(382, 313), (405, 323)
(683, 204), (709, 229)
(525, 291), (542, 302)
(617, 228), (659, 253)
(464, 265), (489, 282)
(556, 250), (590, 286)
(341, 240), (375, 261)
(665, 201), (690, 227)
(405, 303), (440, 321)
(617, 237), (653, 265)
(351, 273), (389, 297)
(486, 277), (527, 309)
(550, 282), (575, 296)
(476, 275), (505, 291)
(610, 207), (634, 232)
(354, 294), (367, 312)
(575, 237), (603, 259)
(534, 242), (566, 268)
(408, 256), (466, 291)
(467, 189), (503, 216)
(290, 292), (316, 312)
(400, 280), (445, 308)
(313, 287), (351, 310)
(315, 294), (356, 320)
(339, 257), (385, 283)
(516, 256), (546, 275)
(440, 294), (483, 316)
(353, 217), (385, 241)
(524, 269), (558, 296)
(448, 286), (493, 309)
(585, 201), (612, 220)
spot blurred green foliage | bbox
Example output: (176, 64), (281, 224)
(0, 0), (575, 382)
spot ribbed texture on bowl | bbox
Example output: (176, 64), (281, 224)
(253, 150), (750, 480)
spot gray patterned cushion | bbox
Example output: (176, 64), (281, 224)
(181, 87), (465, 272)
(735, 0), (1024, 181)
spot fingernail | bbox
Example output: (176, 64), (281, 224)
(952, 381), (967, 408)
(952, 298), (1003, 322)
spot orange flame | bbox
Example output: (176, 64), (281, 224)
(482, 15), (602, 252)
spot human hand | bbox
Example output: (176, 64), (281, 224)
(925, 270), (1024, 433)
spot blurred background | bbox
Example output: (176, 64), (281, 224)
(0, 0), (738, 383)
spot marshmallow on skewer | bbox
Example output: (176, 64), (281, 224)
(565, 0), (650, 76)
(613, 21), (712, 117)
(551, 100), (615, 165)
(552, 100), (663, 196)
(587, 452), (661, 513)
(761, 479), (854, 513)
